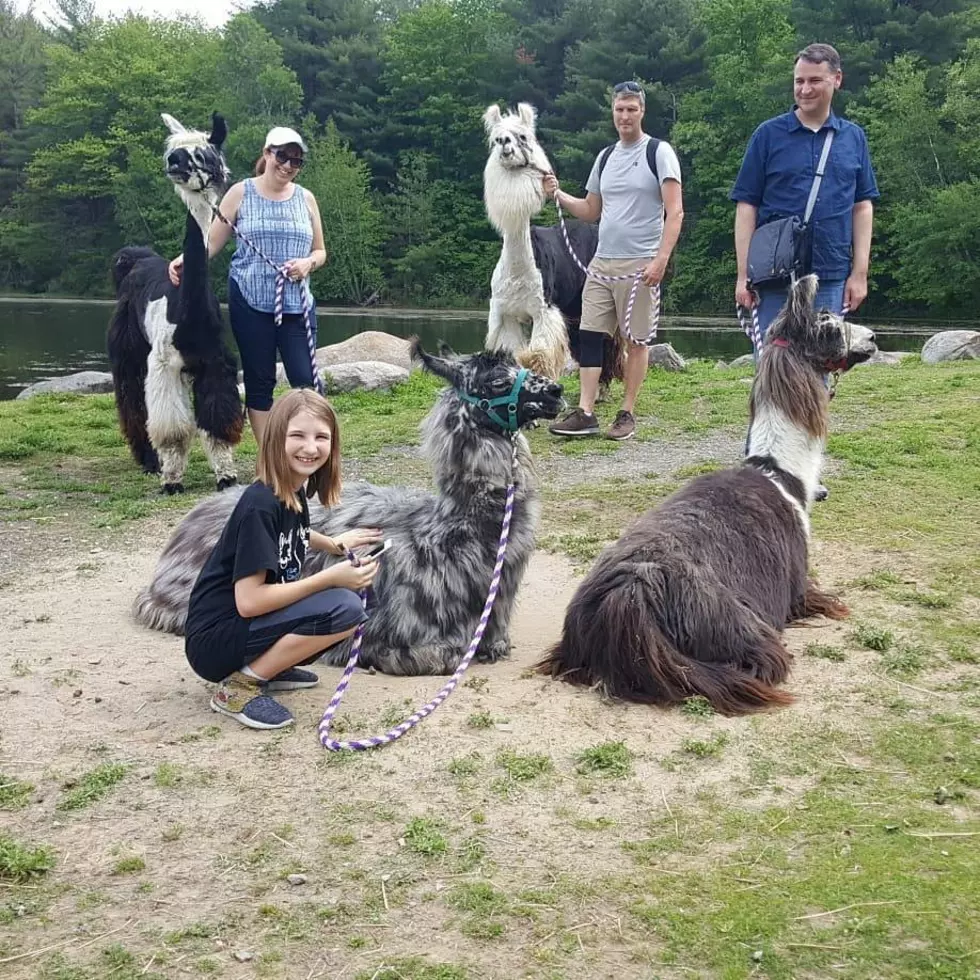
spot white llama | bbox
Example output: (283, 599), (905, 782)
(482, 102), (571, 381)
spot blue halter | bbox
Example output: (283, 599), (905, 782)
(456, 368), (529, 433)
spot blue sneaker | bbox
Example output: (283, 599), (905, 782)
(210, 672), (294, 730)
(263, 666), (320, 691)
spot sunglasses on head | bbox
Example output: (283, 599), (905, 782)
(271, 147), (304, 169)
(614, 81), (643, 94)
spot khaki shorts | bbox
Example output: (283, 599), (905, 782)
(581, 257), (656, 340)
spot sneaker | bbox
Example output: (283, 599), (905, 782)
(606, 410), (636, 441)
(548, 408), (600, 437)
(210, 672), (294, 730)
(263, 666), (319, 691)
(814, 483), (830, 502)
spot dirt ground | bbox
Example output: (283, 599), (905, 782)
(0, 442), (957, 980)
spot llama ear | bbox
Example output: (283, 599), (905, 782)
(161, 113), (187, 135)
(208, 113), (227, 149)
(782, 274), (819, 338)
(517, 102), (537, 130)
(411, 340), (461, 385)
(483, 105), (503, 132)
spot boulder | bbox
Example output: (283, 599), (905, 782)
(920, 330), (980, 364)
(728, 353), (756, 370)
(321, 361), (410, 394)
(647, 343), (686, 371)
(317, 331), (414, 371)
(855, 350), (916, 368)
(16, 371), (114, 400)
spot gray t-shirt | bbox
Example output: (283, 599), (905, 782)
(585, 134), (682, 259)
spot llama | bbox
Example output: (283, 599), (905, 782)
(133, 343), (564, 675)
(107, 112), (242, 494)
(482, 102), (624, 387)
(536, 276), (877, 715)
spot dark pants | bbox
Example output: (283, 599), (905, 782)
(245, 589), (367, 661)
(229, 277), (318, 411)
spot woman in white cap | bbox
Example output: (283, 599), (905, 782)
(169, 126), (327, 447)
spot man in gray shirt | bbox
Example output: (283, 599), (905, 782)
(545, 81), (684, 440)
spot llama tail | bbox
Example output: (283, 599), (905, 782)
(535, 564), (794, 716)
(133, 585), (188, 635)
(111, 246), (157, 294)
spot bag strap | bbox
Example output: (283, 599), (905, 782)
(803, 129), (835, 225)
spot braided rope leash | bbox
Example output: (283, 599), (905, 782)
(211, 207), (323, 395)
(552, 196), (661, 347)
(318, 440), (520, 751)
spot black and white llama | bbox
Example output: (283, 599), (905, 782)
(108, 112), (242, 494)
(536, 276), (877, 715)
(482, 102), (624, 387)
(133, 343), (563, 675)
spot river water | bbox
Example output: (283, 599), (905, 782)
(0, 297), (943, 401)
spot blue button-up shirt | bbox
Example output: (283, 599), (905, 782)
(730, 109), (879, 279)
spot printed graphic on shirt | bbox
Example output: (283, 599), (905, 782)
(278, 523), (309, 582)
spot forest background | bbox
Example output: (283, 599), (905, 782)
(1, 0), (978, 316)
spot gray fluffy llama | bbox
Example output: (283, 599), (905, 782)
(134, 344), (564, 675)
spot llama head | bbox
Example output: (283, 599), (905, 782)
(482, 102), (552, 233)
(767, 275), (877, 373)
(161, 112), (231, 199)
(412, 341), (564, 431)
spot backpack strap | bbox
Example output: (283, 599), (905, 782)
(597, 137), (662, 188)
(646, 136), (660, 183)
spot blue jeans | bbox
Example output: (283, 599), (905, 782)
(754, 278), (845, 350)
(229, 277), (318, 411)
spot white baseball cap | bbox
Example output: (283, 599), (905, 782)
(264, 126), (308, 154)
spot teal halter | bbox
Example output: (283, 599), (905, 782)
(456, 368), (529, 432)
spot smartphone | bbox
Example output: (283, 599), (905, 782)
(364, 538), (393, 559)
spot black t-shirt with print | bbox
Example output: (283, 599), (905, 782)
(185, 481), (310, 674)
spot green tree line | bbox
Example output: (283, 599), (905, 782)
(1, 0), (978, 315)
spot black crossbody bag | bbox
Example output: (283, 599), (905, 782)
(747, 129), (834, 290)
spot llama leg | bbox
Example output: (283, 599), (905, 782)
(199, 432), (238, 491)
(789, 579), (849, 622)
(146, 342), (195, 494)
(192, 359), (243, 491)
(519, 304), (569, 381)
(486, 302), (526, 354)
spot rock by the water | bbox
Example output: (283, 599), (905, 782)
(16, 371), (114, 400)
(728, 353), (756, 370)
(321, 361), (410, 393)
(920, 330), (980, 364)
(317, 331), (414, 371)
(855, 350), (916, 368)
(647, 343), (686, 371)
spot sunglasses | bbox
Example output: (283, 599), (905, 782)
(614, 81), (643, 94)
(271, 148), (304, 169)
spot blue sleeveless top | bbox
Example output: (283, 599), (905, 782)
(229, 179), (314, 314)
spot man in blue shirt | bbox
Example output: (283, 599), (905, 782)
(731, 43), (879, 335)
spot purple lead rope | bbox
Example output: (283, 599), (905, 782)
(318, 442), (519, 751)
(553, 197), (661, 346)
(212, 207), (323, 395)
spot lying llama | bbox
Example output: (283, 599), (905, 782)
(108, 112), (242, 494)
(483, 102), (624, 387)
(536, 276), (877, 715)
(134, 343), (563, 675)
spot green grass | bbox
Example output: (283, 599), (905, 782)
(849, 622), (895, 652)
(804, 641), (847, 662)
(496, 750), (553, 782)
(0, 772), (34, 809)
(403, 817), (448, 857)
(575, 741), (634, 778)
(0, 832), (55, 882)
(57, 762), (129, 811)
